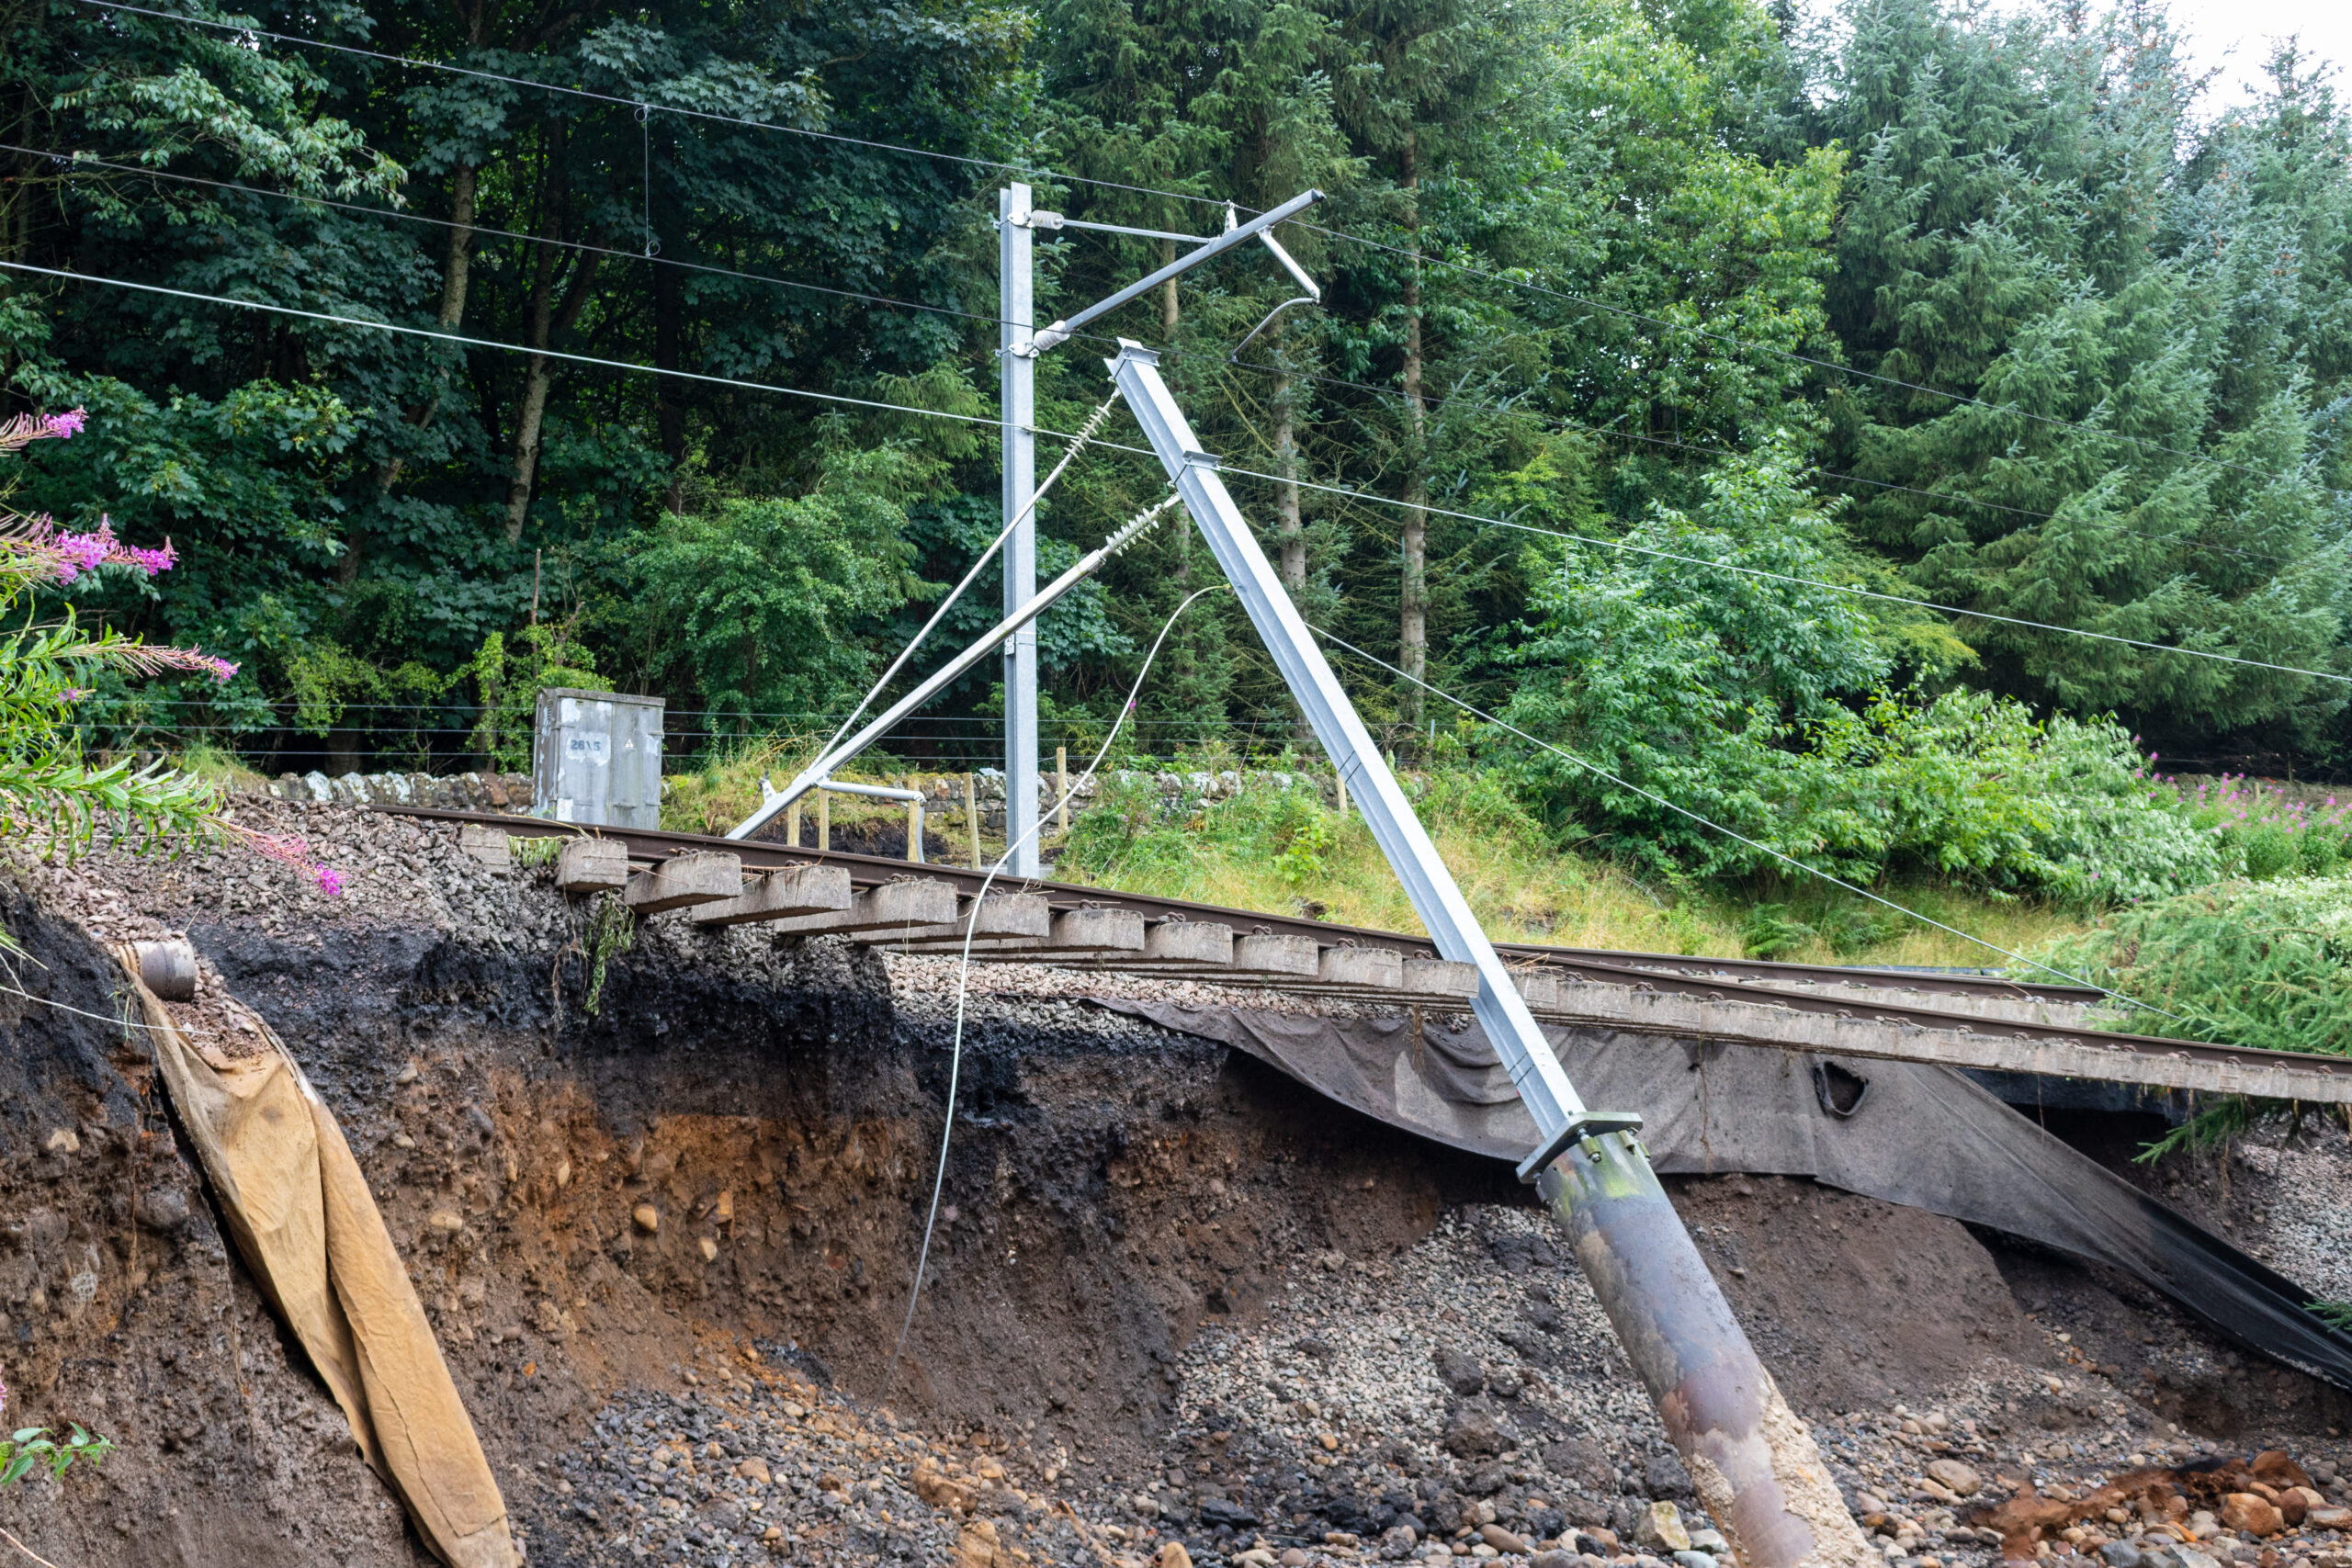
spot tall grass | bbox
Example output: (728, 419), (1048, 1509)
(1055, 765), (2087, 965)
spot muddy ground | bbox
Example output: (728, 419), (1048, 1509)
(1, 803), (2347, 1568)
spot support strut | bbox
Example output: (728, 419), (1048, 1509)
(1104, 334), (1870, 1568)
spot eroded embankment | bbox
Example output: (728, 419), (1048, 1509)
(2, 803), (2348, 1568)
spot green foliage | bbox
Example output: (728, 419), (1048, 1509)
(2132, 1096), (2259, 1166)
(1818, 5), (2352, 745)
(1498, 438), (2220, 902)
(457, 624), (604, 774)
(632, 449), (934, 736)
(0, 416), (226, 855)
(1738, 900), (1903, 959)
(2029, 876), (2352, 1054)
(2176, 778), (2352, 882)
(1062, 766), (1343, 892)
(0, 1424), (115, 1489)
(580, 890), (634, 1017)
(509, 834), (563, 870)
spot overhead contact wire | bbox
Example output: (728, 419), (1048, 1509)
(74, 0), (1234, 212)
(26, 260), (2347, 690)
(1306, 625), (2179, 1019)
(76, 0), (2324, 495)
(813, 393), (1124, 761)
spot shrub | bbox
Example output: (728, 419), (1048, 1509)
(2175, 776), (2352, 883)
(2027, 875), (2352, 1054)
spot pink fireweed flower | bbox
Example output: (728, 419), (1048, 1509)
(0, 405), (87, 452)
(232, 828), (343, 897)
(110, 642), (238, 683)
(19, 517), (175, 584)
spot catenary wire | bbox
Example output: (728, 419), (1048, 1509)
(75, 0), (1232, 212)
(1208, 351), (2313, 571)
(6, 143), (1009, 331)
(1306, 625), (2179, 1016)
(40, 140), (2242, 564)
(17, 126), (2174, 548)
(80, 0), (2291, 493)
(1290, 221), (2305, 491)
(883, 581), (1233, 1397)
(19, 131), (2303, 579)
(82, 0), (2338, 501)
(29, 258), (2350, 691)
(0, 258), (1041, 434)
(1211, 457), (2352, 688)
(812, 395), (1125, 764)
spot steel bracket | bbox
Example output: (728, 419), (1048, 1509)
(1516, 1111), (1645, 1185)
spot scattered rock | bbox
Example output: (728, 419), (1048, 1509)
(134, 1189), (190, 1234)
(1481, 1523), (1530, 1553)
(1646, 1450), (1697, 1501)
(2222, 1493), (2286, 1537)
(1433, 1345), (1486, 1395)
(631, 1203), (659, 1234)
(1443, 1408), (1507, 1459)
(1927, 1458), (1983, 1497)
(1637, 1500), (1691, 1553)
(44, 1128), (78, 1155)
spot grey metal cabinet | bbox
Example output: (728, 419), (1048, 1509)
(531, 688), (664, 828)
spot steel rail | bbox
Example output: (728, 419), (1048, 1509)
(367, 803), (2352, 1088)
(379, 805), (2080, 996)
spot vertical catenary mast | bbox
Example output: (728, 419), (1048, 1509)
(999, 185), (1041, 877)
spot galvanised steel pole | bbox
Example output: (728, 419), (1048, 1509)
(1106, 336), (1871, 1568)
(1000, 185), (1041, 876)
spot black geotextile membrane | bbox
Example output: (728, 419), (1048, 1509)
(1097, 998), (2352, 1390)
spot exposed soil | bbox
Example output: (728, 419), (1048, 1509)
(1, 801), (2347, 1568)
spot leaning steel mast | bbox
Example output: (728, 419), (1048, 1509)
(750, 182), (1873, 1568)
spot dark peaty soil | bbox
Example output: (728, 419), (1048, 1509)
(0, 843), (2342, 1566)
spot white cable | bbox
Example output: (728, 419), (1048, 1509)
(1306, 624), (2180, 1020)
(0, 981), (195, 1033)
(812, 395), (1122, 764)
(883, 582), (1233, 1392)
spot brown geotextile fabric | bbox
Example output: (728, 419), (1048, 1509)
(119, 947), (520, 1568)
(1095, 998), (2352, 1392)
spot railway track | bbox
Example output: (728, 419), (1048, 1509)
(382, 805), (2352, 1103)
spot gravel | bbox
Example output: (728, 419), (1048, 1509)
(29, 798), (2352, 1568)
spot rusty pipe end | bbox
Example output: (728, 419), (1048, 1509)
(131, 939), (198, 1002)
(1539, 1132), (1873, 1568)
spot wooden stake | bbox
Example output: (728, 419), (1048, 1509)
(1055, 745), (1069, 834)
(965, 773), (980, 868)
(1336, 770), (1349, 818)
(786, 799), (801, 848)
(818, 790), (830, 852)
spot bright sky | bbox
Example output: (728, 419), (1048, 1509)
(2164, 0), (2349, 112)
